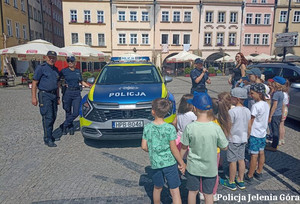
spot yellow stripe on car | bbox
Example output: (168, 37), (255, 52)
(80, 117), (93, 127)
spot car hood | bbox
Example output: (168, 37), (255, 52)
(91, 83), (163, 104)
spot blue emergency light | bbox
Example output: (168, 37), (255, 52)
(110, 56), (150, 62)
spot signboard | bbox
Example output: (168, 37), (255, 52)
(275, 32), (298, 47)
(275, 32), (298, 38)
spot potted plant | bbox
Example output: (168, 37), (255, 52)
(216, 69), (222, 76)
(208, 67), (216, 77)
(71, 19), (77, 23)
(84, 20), (90, 23)
(184, 67), (192, 77)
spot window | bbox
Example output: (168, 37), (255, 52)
(252, 0), (257, 2)
(206, 11), (213, 23)
(130, 34), (137, 44)
(255, 14), (261, 24)
(84, 10), (91, 22)
(229, 33), (236, 45)
(161, 34), (168, 44)
(118, 11), (125, 21)
(293, 35), (298, 45)
(72, 33), (78, 44)
(130, 11), (137, 21)
(162, 11), (169, 22)
(33, 8), (37, 21)
(264, 14), (271, 24)
(4, 0), (9, 4)
(142, 34), (149, 44)
(246, 14), (253, 24)
(15, 22), (20, 38)
(184, 11), (191, 22)
(70, 10), (77, 22)
(245, 34), (251, 45)
(173, 11), (180, 22)
(262, 0), (266, 3)
(204, 33), (211, 45)
(6, 19), (12, 36)
(173, 34), (180, 45)
(97, 11), (104, 23)
(183, 34), (190, 44)
(293, 11), (300, 22)
(230, 12), (237, 23)
(217, 33), (224, 46)
(22, 25), (27, 39)
(282, 69), (300, 83)
(254, 34), (260, 44)
(21, 0), (25, 11)
(280, 11), (287, 22)
(85, 33), (92, 46)
(218, 12), (225, 23)
(119, 33), (126, 44)
(30, 30), (34, 40)
(142, 11), (149, 21)
(13, 0), (17, 8)
(262, 34), (269, 45)
(98, 34), (105, 46)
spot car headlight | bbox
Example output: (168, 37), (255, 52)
(82, 99), (92, 117)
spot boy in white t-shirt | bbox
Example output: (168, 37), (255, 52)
(245, 84), (270, 182)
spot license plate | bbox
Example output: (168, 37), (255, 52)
(112, 121), (144, 128)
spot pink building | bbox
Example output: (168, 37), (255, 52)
(241, 0), (275, 56)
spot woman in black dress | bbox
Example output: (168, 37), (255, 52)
(228, 52), (247, 89)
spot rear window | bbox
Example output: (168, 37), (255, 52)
(260, 67), (282, 81)
(96, 65), (162, 85)
(282, 68), (300, 83)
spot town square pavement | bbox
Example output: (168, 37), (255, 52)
(0, 76), (299, 203)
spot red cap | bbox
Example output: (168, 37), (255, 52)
(268, 79), (274, 82)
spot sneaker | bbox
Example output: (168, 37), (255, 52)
(60, 124), (68, 135)
(265, 146), (277, 152)
(219, 178), (237, 191)
(244, 173), (253, 183)
(235, 178), (246, 189)
(47, 141), (57, 147)
(254, 171), (263, 181)
(281, 139), (285, 145)
(199, 192), (204, 200)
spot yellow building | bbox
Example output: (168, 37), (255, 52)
(1, 0), (29, 49)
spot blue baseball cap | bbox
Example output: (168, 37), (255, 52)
(273, 76), (286, 85)
(246, 68), (261, 78)
(187, 92), (212, 110)
(241, 76), (250, 82)
(67, 56), (76, 62)
(195, 58), (204, 64)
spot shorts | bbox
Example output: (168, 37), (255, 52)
(152, 164), (181, 189)
(249, 136), (266, 154)
(227, 142), (246, 162)
(185, 171), (217, 194)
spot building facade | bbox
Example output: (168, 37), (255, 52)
(28, 0), (43, 41)
(272, 0), (300, 56)
(241, 0), (275, 56)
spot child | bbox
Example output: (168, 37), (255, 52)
(279, 80), (290, 145)
(180, 93), (228, 204)
(173, 94), (197, 150)
(265, 76), (286, 152)
(245, 83), (270, 182)
(141, 98), (185, 204)
(220, 88), (251, 190)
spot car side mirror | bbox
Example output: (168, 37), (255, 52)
(87, 77), (95, 84)
(291, 83), (300, 89)
(164, 76), (173, 84)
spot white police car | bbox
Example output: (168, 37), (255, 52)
(79, 57), (176, 140)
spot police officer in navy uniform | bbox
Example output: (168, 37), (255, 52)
(190, 58), (211, 94)
(59, 56), (91, 135)
(31, 51), (60, 147)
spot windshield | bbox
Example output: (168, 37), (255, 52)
(96, 65), (162, 85)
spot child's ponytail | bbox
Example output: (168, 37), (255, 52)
(216, 92), (232, 137)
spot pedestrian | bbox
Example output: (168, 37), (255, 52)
(59, 56), (91, 135)
(141, 98), (186, 204)
(228, 52), (247, 89)
(265, 76), (286, 152)
(190, 58), (211, 94)
(219, 88), (251, 190)
(180, 92), (228, 204)
(279, 80), (290, 146)
(245, 83), (270, 182)
(31, 51), (60, 147)
(172, 94), (196, 151)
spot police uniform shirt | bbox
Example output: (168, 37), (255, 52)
(33, 63), (59, 91)
(60, 68), (82, 88)
(190, 68), (209, 90)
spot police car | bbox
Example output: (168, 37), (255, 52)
(79, 56), (176, 140)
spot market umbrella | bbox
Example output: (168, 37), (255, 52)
(166, 51), (202, 63)
(284, 53), (300, 62)
(215, 55), (235, 62)
(252, 53), (272, 62)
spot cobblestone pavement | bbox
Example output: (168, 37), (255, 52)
(0, 76), (299, 204)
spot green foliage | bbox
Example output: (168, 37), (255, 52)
(93, 72), (100, 79)
(184, 67), (192, 74)
(216, 69), (222, 73)
(82, 72), (93, 81)
(28, 73), (34, 80)
(208, 67), (215, 74)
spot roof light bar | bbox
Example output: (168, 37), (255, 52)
(110, 56), (150, 62)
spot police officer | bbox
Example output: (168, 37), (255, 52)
(190, 58), (211, 94)
(31, 51), (60, 147)
(59, 56), (91, 135)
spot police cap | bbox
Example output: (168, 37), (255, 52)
(67, 56), (76, 62)
(47, 51), (57, 57)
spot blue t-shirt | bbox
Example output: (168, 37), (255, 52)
(59, 68), (82, 88)
(190, 68), (209, 92)
(33, 63), (59, 91)
(272, 91), (284, 116)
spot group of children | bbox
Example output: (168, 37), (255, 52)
(141, 69), (289, 204)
